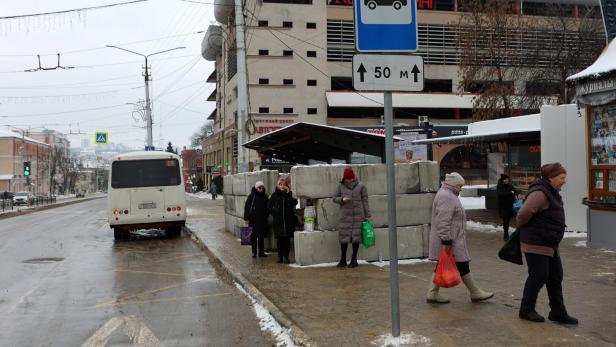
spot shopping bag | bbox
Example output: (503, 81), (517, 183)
(498, 229), (523, 265)
(361, 221), (376, 248)
(512, 199), (523, 215)
(433, 247), (461, 288)
(240, 227), (253, 245)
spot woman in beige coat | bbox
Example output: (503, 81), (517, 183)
(427, 172), (493, 303)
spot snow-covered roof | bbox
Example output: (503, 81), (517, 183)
(0, 174), (14, 180)
(412, 114), (540, 144)
(567, 39), (616, 81)
(0, 128), (50, 146)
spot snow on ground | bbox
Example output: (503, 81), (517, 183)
(466, 221), (503, 233)
(370, 259), (433, 268)
(459, 196), (485, 210)
(289, 260), (369, 268)
(186, 192), (222, 200)
(234, 282), (297, 347)
(563, 231), (587, 239)
(371, 332), (431, 347)
(576, 240), (587, 248)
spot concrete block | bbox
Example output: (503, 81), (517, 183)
(418, 161), (440, 193)
(232, 174), (246, 196)
(244, 170), (279, 196)
(315, 194), (435, 230)
(293, 226), (426, 266)
(223, 175), (233, 195)
(460, 187), (479, 197)
(421, 224), (431, 257)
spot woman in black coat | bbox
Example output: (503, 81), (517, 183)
(269, 178), (298, 264)
(497, 174), (517, 241)
(244, 181), (269, 258)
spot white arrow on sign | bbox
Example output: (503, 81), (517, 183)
(81, 315), (164, 347)
(352, 54), (424, 92)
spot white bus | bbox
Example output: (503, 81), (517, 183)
(108, 151), (187, 240)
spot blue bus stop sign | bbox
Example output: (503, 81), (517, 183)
(354, 0), (418, 52)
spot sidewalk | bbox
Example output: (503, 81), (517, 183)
(186, 197), (616, 347)
(0, 193), (105, 219)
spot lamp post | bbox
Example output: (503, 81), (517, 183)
(106, 45), (186, 147)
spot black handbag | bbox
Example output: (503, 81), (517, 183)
(498, 229), (523, 265)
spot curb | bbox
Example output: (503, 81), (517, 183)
(0, 196), (105, 220)
(185, 225), (316, 347)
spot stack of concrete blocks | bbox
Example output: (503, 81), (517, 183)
(291, 161), (439, 266)
(223, 170), (280, 250)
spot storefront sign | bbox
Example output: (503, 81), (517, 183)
(577, 78), (616, 95)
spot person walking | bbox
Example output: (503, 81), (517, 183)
(210, 181), (218, 200)
(497, 174), (517, 241)
(427, 172), (494, 304)
(517, 163), (578, 324)
(333, 168), (371, 268)
(269, 177), (298, 264)
(244, 181), (269, 258)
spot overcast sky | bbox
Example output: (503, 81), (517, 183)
(0, 0), (216, 150)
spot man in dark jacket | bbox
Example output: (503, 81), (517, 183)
(516, 162), (577, 325)
(269, 177), (298, 264)
(497, 174), (516, 241)
(244, 181), (269, 258)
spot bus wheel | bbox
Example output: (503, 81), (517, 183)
(114, 228), (129, 240)
(167, 227), (182, 238)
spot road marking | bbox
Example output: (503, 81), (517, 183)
(81, 315), (164, 347)
(93, 292), (231, 308)
(114, 269), (185, 277)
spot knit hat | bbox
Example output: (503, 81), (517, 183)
(343, 168), (355, 180)
(444, 172), (465, 186)
(255, 181), (265, 188)
(541, 162), (567, 179)
(500, 174), (510, 180)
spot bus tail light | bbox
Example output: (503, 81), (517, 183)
(124, 210), (129, 215)
(177, 206), (182, 211)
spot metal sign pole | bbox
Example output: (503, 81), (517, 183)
(384, 91), (400, 337)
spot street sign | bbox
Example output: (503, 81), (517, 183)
(211, 166), (221, 176)
(144, 145), (155, 151)
(95, 132), (108, 144)
(353, 54), (424, 91)
(354, 0), (418, 52)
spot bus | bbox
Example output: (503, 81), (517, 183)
(108, 151), (187, 240)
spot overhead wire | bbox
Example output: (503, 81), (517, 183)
(0, 0), (150, 20)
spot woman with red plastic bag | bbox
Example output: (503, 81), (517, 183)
(427, 172), (494, 304)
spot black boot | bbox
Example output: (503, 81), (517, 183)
(283, 257), (291, 264)
(337, 243), (348, 268)
(519, 310), (545, 322)
(348, 243), (359, 268)
(277, 257), (283, 263)
(548, 312), (578, 325)
(504, 231), (509, 241)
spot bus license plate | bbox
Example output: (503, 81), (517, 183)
(138, 202), (157, 209)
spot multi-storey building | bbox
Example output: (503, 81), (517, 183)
(201, 0), (605, 175)
(180, 147), (204, 192)
(0, 128), (51, 194)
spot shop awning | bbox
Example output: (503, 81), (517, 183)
(243, 122), (401, 164)
(413, 114), (540, 145)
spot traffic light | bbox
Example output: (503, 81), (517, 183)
(23, 161), (31, 177)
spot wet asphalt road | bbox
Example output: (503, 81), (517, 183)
(0, 198), (272, 347)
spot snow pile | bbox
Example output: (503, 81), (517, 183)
(576, 240), (587, 248)
(563, 231), (587, 239)
(460, 196), (485, 210)
(466, 221), (503, 233)
(289, 260), (369, 268)
(371, 259), (433, 268)
(186, 192), (221, 200)
(371, 332), (431, 347)
(234, 282), (297, 347)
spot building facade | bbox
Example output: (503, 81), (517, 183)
(180, 147), (204, 192)
(201, 0), (605, 173)
(0, 129), (51, 194)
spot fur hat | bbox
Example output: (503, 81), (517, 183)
(444, 172), (465, 186)
(255, 181), (265, 189)
(343, 168), (355, 180)
(541, 162), (567, 179)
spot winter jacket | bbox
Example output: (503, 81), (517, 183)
(269, 187), (298, 238)
(210, 183), (217, 195)
(333, 180), (371, 244)
(429, 184), (470, 262)
(244, 187), (269, 236)
(497, 182), (516, 218)
(518, 178), (566, 249)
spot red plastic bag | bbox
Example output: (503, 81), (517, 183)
(433, 247), (461, 288)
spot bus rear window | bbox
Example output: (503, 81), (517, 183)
(111, 159), (181, 188)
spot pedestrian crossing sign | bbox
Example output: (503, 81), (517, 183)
(95, 132), (108, 144)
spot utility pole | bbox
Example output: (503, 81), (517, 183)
(106, 45), (185, 147)
(234, 0), (249, 172)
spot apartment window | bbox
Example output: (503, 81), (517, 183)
(327, 20), (354, 62)
(258, 49), (269, 56)
(307, 51), (317, 57)
(424, 79), (453, 93)
(306, 22), (317, 29)
(259, 107), (270, 113)
(307, 79), (317, 86)
(258, 20), (268, 27)
(258, 78), (269, 85)
(331, 76), (353, 90)
(283, 50), (293, 56)
(282, 21), (293, 28)
(283, 79), (294, 85)
(307, 108), (318, 114)
(283, 107), (294, 114)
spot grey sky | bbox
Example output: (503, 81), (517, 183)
(0, 0), (216, 150)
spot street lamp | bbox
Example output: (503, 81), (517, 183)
(106, 45), (186, 147)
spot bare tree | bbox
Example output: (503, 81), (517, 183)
(190, 121), (215, 148)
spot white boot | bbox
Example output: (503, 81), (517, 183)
(426, 274), (450, 304)
(461, 273), (494, 302)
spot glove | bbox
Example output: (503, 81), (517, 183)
(441, 239), (453, 246)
